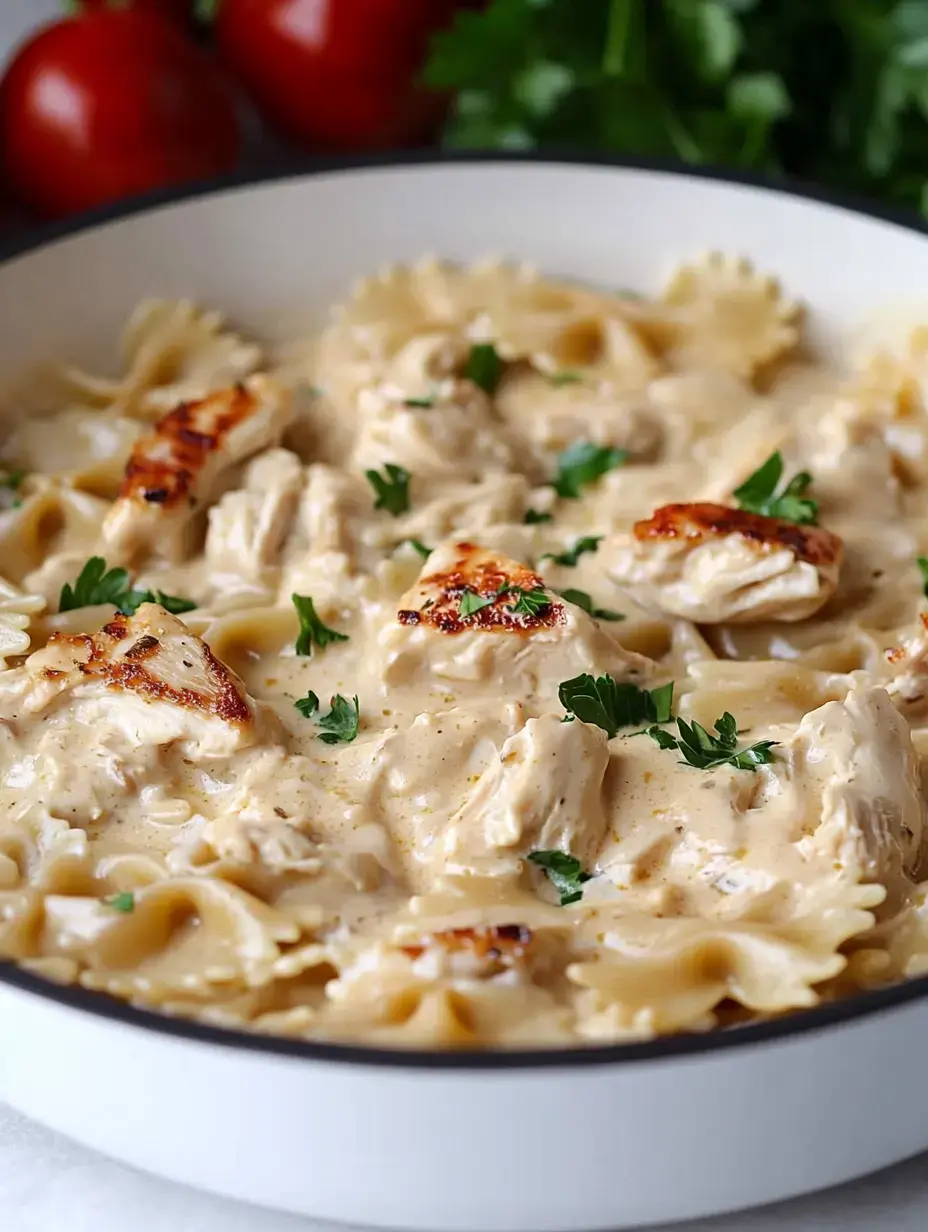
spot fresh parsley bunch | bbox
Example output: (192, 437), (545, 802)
(425, 0), (928, 218)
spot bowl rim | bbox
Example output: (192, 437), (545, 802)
(2, 147), (928, 1072)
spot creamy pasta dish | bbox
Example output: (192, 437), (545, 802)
(2, 254), (928, 1048)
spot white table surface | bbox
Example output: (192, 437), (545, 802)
(2, 3), (928, 1229)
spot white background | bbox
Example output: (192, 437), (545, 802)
(1, 3), (928, 1229)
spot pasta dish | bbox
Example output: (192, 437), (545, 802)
(1, 254), (928, 1048)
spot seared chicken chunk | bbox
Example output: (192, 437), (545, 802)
(435, 714), (611, 879)
(400, 924), (534, 979)
(605, 503), (843, 624)
(883, 614), (928, 717)
(101, 376), (292, 565)
(379, 540), (649, 694)
(788, 687), (924, 915)
(21, 603), (273, 756)
(205, 447), (303, 580)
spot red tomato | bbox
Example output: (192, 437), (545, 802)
(216, 0), (472, 152)
(0, 9), (240, 219)
(76, 0), (193, 23)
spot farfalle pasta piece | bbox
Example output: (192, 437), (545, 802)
(604, 502), (843, 623)
(0, 574), (45, 666)
(660, 253), (801, 379)
(60, 299), (263, 419)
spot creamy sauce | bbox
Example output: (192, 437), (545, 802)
(1, 255), (928, 1048)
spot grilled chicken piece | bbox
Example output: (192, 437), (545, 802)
(789, 686), (924, 915)
(101, 376), (292, 565)
(380, 540), (649, 694)
(604, 502), (843, 623)
(205, 447), (303, 580)
(436, 713), (610, 879)
(22, 603), (273, 756)
(400, 924), (534, 978)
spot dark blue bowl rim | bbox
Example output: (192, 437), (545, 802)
(1, 148), (926, 1071)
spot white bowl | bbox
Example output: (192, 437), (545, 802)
(2, 156), (928, 1231)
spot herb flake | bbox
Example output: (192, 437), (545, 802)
(553, 441), (627, 499)
(646, 712), (779, 772)
(464, 342), (504, 394)
(528, 850), (591, 906)
(295, 690), (360, 744)
(292, 594), (349, 656)
(559, 673), (674, 738)
(733, 451), (818, 525)
(366, 463), (411, 517)
(557, 588), (624, 621)
(541, 535), (602, 567)
(105, 891), (135, 913)
(918, 557), (928, 597)
(523, 508), (553, 525)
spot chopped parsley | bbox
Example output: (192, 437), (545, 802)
(365, 463), (411, 516)
(292, 594), (349, 656)
(401, 539), (432, 560)
(403, 393), (437, 409)
(646, 712), (779, 772)
(0, 468), (26, 491)
(733, 451), (818, 525)
(540, 535), (602, 567)
(559, 673), (674, 739)
(59, 557), (195, 617)
(557, 589), (624, 622)
(507, 586), (551, 617)
(918, 557), (928, 597)
(464, 342), (504, 394)
(523, 508), (553, 525)
(295, 690), (360, 744)
(550, 370), (585, 387)
(552, 441), (627, 499)
(458, 583), (552, 619)
(528, 851), (591, 906)
(105, 891), (135, 913)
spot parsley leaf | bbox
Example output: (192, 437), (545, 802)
(401, 539), (432, 560)
(541, 535), (603, 566)
(552, 441), (627, 499)
(506, 586), (551, 617)
(550, 370), (584, 386)
(105, 892), (135, 913)
(0, 468), (26, 491)
(292, 594), (349, 656)
(366, 463), (411, 516)
(733, 451), (818, 525)
(558, 673), (674, 738)
(646, 712), (779, 772)
(459, 588), (497, 617)
(120, 589), (197, 617)
(318, 694), (360, 744)
(464, 342), (504, 394)
(294, 689), (320, 719)
(404, 393), (437, 408)
(557, 588), (624, 621)
(523, 508), (553, 524)
(294, 691), (361, 743)
(918, 557), (928, 597)
(58, 557), (195, 616)
(528, 850), (592, 906)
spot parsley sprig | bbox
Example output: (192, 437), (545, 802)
(528, 851), (591, 906)
(59, 557), (195, 617)
(553, 441), (627, 499)
(541, 535), (602, 567)
(523, 508), (553, 525)
(557, 589), (624, 622)
(559, 673), (673, 739)
(458, 584), (551, 619)
(365, 463), (411, 516)
(464, 342), (504, 394)
(647, 712), (778, 772)
(733, 452), (818, 525)
(294, 691), (361, 744)
(292, 594), (349, 656)
(917, 557), (928, 597)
